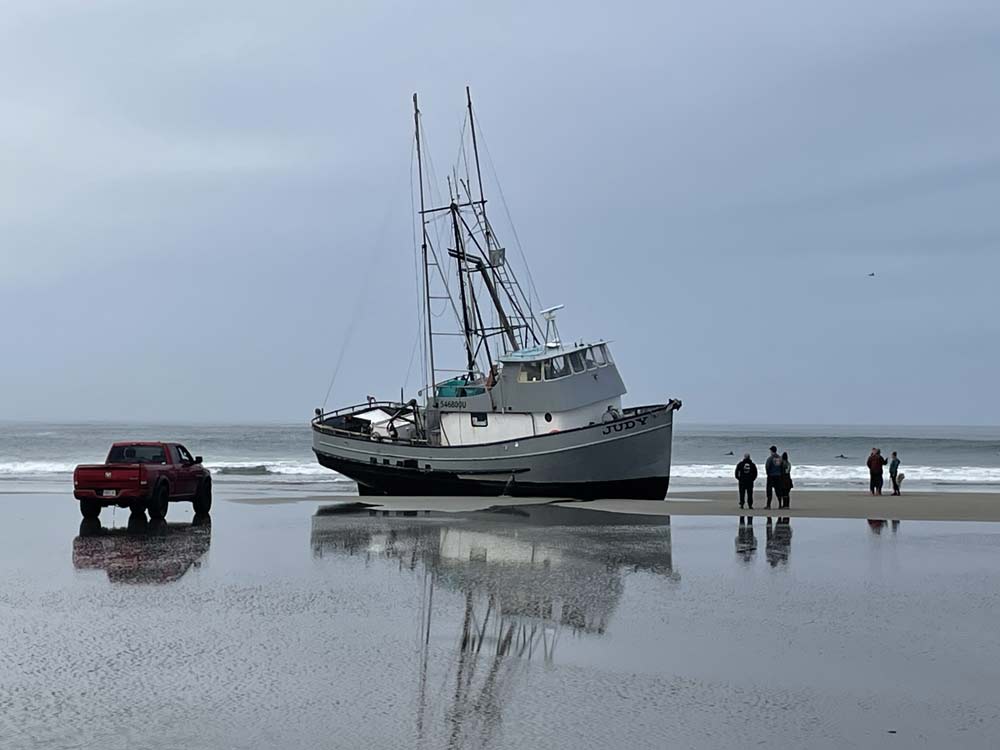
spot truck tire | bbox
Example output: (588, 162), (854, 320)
(193, 479), (212, 515)
(148, 484), (169, 520)
(80, 499), (101, 519)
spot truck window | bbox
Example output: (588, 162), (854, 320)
(108, 445), (167, 464)
(177, 445), (194, 464)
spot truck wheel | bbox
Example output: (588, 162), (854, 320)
(79, 518), (102, 536)
(148, 484), (169, 520)
(80, 499), (101, 519)
(193, 479), (212, 515)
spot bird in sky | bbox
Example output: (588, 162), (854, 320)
(867, 272), (876, 277)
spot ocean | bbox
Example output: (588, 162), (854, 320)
(1, 421), (998, 494)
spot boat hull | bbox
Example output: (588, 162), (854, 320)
(312, 403), (677, 500)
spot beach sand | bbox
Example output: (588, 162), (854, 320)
(557, 490), (1000, 522)
(224, 489), (1000, 522)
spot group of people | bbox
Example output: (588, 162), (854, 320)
(867, 448), (903, 496)
(735, 445), (904, 506)
(734, 446), (793, 510)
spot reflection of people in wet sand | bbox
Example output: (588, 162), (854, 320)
(73, 513), (211, 584)
(765, 517), (792, 567)
(867, 519), (901, 535)
(735, 517), (757, 563)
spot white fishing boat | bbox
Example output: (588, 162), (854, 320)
(312, 90), (681, 499)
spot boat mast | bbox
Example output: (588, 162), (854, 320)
(450, 203), (477, 376)
(413, 94), (436, 405)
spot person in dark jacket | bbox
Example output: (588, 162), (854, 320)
(735, 453), (758, 509)
(780, 451), (793, 508)
(764, 445), (782, 509)
(867, 447), (888, 495)
(736, 516), (757, 563)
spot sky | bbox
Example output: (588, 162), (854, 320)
(1, 0), (998, 425)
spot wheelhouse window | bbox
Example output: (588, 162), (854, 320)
(471, 413), (488, 427)
(592, 345), (608, 367)
(568, 351), (585, 373)
(582, 348), (597, 369)
(543, 355), (571, 380)
(518, 362), (542, 383)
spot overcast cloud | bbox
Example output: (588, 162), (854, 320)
(1, 0), (998, 424)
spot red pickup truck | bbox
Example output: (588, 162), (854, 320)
(73, 442), (212, 520)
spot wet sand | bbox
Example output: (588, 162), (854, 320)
(226, 490), (1000, 522)
(2, 490), (1000, 748)
(651, 489), (1000, 521)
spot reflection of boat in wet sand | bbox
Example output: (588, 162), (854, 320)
(310, 504), (678, 746)
(72, 515), (211, 584)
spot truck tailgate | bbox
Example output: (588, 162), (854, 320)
(75, 464), (143, 488)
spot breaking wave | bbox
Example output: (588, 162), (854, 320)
(0, 459), (341, 480)
(670, 463), (1000, 485)
(0, 461), (79, 476)
(208, 461), (333, 477)
(2, 458), (997, 488)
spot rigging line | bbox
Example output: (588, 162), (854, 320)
(321, 189), (398, 412)
(475, 121), (543, 313)
(401, 326), (422, 396)
(454, 111), (469, 188)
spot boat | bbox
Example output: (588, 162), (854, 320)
(311, 89), (681, 499)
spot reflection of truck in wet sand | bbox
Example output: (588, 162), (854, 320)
(73, 517), (212, 584)
(73, 442), (212, 520)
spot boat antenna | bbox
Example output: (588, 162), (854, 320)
(413, 93), (436, 405)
